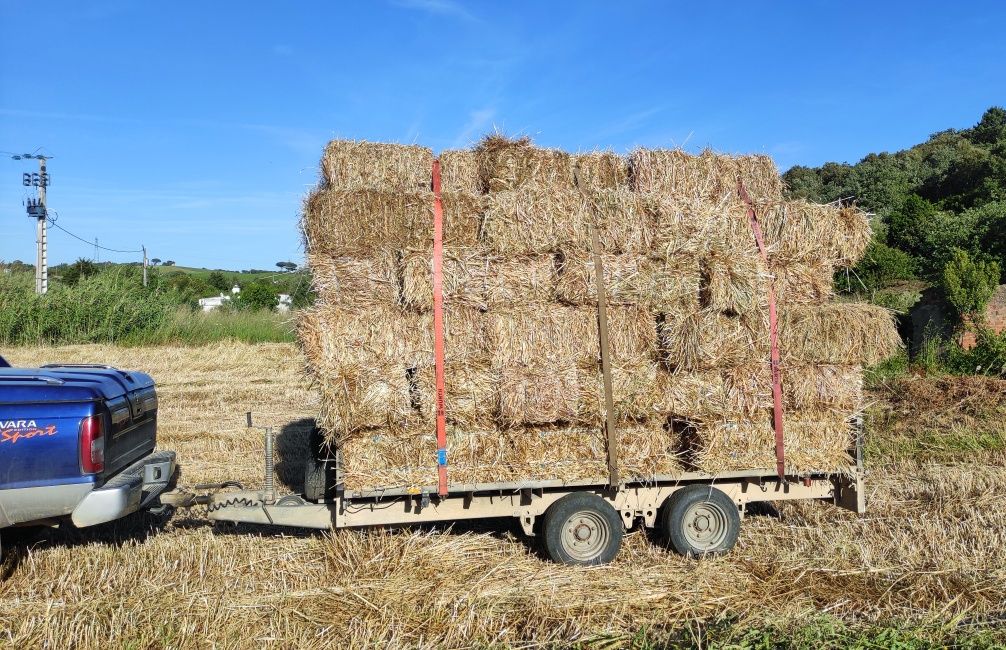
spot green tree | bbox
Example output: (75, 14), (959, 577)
(941, 249), (1000, 326)
(886, 195), (937, 256)
(61, 258), (100, 286)
(207, 271), (229, 292)
(235, 281), (278, 311)
(835, 239), (917, 293)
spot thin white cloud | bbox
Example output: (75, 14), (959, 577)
(453, 108), (496, 148)
(391, 0), (478, 22)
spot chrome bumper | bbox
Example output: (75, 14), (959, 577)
(71, 451), (177, 527)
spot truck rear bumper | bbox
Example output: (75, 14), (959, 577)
(71, 451), (177, 528)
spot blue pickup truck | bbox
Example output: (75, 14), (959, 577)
(0, 355), (176, 551)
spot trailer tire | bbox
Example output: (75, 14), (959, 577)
(661, 485), (740, 557)
(542, 493), (622, 566)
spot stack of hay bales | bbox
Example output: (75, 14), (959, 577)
(299, 136), (901, 492)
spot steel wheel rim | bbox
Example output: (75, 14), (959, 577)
(682, 500), (729, 551)
(560, 510), (610, 561)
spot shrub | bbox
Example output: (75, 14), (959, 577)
(940, 248), (999, 324)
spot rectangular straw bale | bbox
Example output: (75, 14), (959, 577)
(483, 187), (653, 255)
(573, 151), (628, 190)
(496, 361), (583, 427)
(579, 357), (661, 422)
(399, 247), (491, 310)
(476, 134), (573, 192)
(772, 258), (835, 305)
(757, 200), (872, 267)
(648, 256), (702, 312)
(660, 310), (767, 371)
(629, 148), (782, 202)
(339, 422), (691, 491)
(484, 255), (558, 307)
(414, 360), (496, 430)
(406, 306), (488, 366)
(440, 149), (481, 194)
(700, 247), (769, 315)
(308, 251), (399, 307)
(487, 305), (656, 368)
(556, 252), (654, 306)
(297, 307), (416, 442)
(685, 409), (854, 474)
(400, 248), (558, 310)
(321, 140), (433, 191)
(647, 193), (741, 257)
(301, 188), (482, 256)
(780, 303), (902, 365)
(718, 363), (864, 414)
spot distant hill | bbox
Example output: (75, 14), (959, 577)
(783, 107), (1006, 289)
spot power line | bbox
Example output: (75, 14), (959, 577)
(46, 212), (143, 254)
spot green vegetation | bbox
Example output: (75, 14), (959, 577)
(610, 616), (1006, 649)
(787, 107), (1006, 299)
(0, 265), (295, 346)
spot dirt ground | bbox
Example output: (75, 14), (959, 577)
(1, 343), (1004, 648)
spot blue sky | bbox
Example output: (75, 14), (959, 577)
(1, 1), (1004, 269)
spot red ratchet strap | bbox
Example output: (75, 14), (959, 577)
(738, 180), (786, 480)
(432, 160), (448, 496)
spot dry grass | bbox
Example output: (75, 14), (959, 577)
(0, 343), (1002, 648)
(320, 140), (433, 191)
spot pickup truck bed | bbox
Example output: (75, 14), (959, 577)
(0, 361), (176, 533)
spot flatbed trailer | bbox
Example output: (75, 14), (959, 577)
(167, 425), (865, 565)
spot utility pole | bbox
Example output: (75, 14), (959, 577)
(142, 245), (148, 287)
(95, 237), (99, 262)
(14, 152), (51, 295)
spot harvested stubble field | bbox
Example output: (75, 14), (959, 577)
(1, 343), (1005, 648)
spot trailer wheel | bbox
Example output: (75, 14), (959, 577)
(542, 493), (622, 565)
(661, 485), (740, 557)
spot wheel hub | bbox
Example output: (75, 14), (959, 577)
(560, 511), (610, 561)
(682, 501), (729, 550)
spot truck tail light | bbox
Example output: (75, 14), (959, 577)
(80, 415), (105, 474)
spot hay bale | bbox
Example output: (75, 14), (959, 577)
(441, 149), (481, 194)
(579, 358), (661, 422)
(496, 362), (583, 427)
(406, 307), (489, 366)
(574, 151), (628, 190)
(321, 140), (433, 191)
(487, 305), (657, 369)
(661, 310), (767, 371)
(629, 148), (783, 201)
(700, 247), (769, 315)
(297, 307), (416, 442)
(772, 258), (835, 305)
(556, 252), (654, 306)
(302, 188), (483, 257)
(484, 255), (558, 307)
(308, 252), (399, 307)
(757, 200), (872, 268)
(414, 360), (496, 430)
(483, 187), (653, 255)
(780, 303), (902, 365)
(648, 256), (702, 312)
(340, 423), (685, 491)
(400, 248), (558, 310)
(476, 134), (573, 192)
(399, 247), (492, 310)
(685, 409), (854, 474)
(718, 363), (864, 413)
(648, 193), (738, 258)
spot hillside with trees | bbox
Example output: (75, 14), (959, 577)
(784, 107), (1006, 374)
